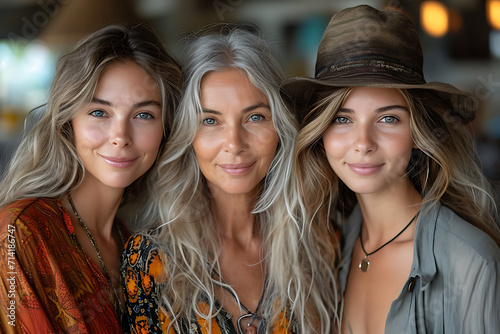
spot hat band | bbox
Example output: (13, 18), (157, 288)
(316, 55), (425, 84)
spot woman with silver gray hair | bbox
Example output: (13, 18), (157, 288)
(121, 25), (339, 334)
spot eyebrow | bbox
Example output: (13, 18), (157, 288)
(339, 105), (409, 113)
(202, 102), (270, 115)
(91, 97), (161, 108)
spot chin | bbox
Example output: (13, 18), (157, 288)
(342, 181), (383, 195)
(221, 188), (256, 196)
(210, 181), (261, 197)
(102, 178), (140, 190)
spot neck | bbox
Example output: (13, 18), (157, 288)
(209, 186), (260, 247)
(67, 179), (124, 242)
(356, 177), (422, 246)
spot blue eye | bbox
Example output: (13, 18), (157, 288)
(203, 118), (217, 125)
(381, 116), (398, 123)
(90, 110), (106, 117)
(249, 114), (264, 122)
(136, 112), (153, 120)
(334, 116), (350, 124)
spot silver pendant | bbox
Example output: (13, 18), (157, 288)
(359, 256), (370, 272)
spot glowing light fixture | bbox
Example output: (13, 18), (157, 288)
(421, 1), (449, 37)
(487, 0), (500, 30)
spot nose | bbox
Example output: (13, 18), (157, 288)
(353, 125), (376, 154)
(223, 124), (247, 155)
(109, 119), (132, 147)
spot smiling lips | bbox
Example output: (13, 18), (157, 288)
(218, 162), (256, 175)
(101, 155), (138, 168)
(347, 162), (384, 175)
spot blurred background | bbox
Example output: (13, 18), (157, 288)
(0, 0), (499, 202)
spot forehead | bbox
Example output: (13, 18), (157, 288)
(200, 69), (268, 106)
(93, 60), (160, 104)
(341, 87), (407, 109)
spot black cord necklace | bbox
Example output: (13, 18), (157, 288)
(359, 212), (419, 272)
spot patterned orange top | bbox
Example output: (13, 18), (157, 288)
(121, 234), (295, 334)
(0, 198), (122, 333)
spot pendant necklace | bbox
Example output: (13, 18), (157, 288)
(222, 277), (268, 334)
(358, 212), (419, 272)
(68, 193), (124, 316)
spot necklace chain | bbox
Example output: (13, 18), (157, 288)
(358, 212), (418, 272)
(219, 273), (268, 334)
(67, 193), (124, 314)
(225, 277), (267, 314)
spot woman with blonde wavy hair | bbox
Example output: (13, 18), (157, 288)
(284, 5), (500, 334)
(121, 25), (339, 334)
(0, 23), (182, 332)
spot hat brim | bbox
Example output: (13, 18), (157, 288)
(281, 76), (478, 125)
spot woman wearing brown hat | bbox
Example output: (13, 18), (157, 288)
(284, 5), (500, 334)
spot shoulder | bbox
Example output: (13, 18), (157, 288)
(0, 198), (65, 237)
(122, 233), (168, 332)
(1, 197), (59, 218)
(417, 202), (500, 287)
(1, 197), (62, 216)
(422, 204), (500, 329)
(432, 204), (500, 264)
(122, 233), (166, 279)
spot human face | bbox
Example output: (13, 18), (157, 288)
(322, 87), (415, 196)
(192, 69), (278, 197)
(72, 60), (163, 190)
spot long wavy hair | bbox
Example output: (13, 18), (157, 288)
(140, 25), (339, 333)
(295, 87), (500, 247)
(0, 23), (182, 214)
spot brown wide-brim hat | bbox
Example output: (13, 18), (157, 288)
(282, 5), (478, 124)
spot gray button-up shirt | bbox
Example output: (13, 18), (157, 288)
(339, 202), (500, 333)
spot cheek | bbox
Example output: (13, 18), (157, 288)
(138, 126), (164, 154)
(74, 127), (106, 152)
(322, 129), (346, 161)
(379, 134), (415, 175)
(131, 125), (164, 172)
(255, 128), (279, 160)
(192, 132), (217, 165)
(385, 133), (414, 158)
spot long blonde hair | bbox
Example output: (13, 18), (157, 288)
(139, 25), (339, 333)
(0, 24), (182, 214)
(295, 87), (500, 246)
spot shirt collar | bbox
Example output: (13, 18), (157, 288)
(410, 200), (440, 287)
(338, 201), (441, 293)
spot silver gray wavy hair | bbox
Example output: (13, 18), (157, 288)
(139, 25), (339, 333)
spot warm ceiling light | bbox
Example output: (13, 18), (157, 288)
(421, 1), (449, 37)
(487, 0), (500, 30)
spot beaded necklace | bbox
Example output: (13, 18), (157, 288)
(68, 194), (124, 315)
